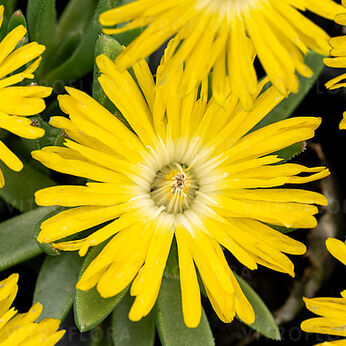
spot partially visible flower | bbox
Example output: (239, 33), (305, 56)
(100, 0), (345, 110)
(324, 0), (346, 130)
(301, 238), (346, 345)
(0, 5), (52, 187)
(32, 49), (329, 327)
(0, 273), (65, 345)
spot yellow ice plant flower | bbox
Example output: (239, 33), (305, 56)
(301, 238), (346, 345)
(99, 0), (345, 110)
(0, 5), (52, 187)
(324, 0), (346, 130)
(32, 51), (330, 328)
(0, 273), (65, 345)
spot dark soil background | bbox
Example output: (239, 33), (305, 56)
(1, 1), (345, 345)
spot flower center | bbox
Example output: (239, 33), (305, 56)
(150, 163), (199, 214)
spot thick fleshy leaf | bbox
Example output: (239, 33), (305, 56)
(26, 0), (57, 51)
(33, 252), (83, 321)
(111, 27), (144, 47)
(74, 242), (129, 332)
(163, 239), (179, 280)
(252, 51), (324, 131)
(45, 30), (82, 72)
(1, 0), (17, 19)
(32, 207), (64, 256)
(0, 0), (17, 39)
(7, 9), (27, 31)
(234, 274), (281, 340)
(89, 318), (114, 346)
(156, 278), (214, 346)
(92, 34), (135, 130)
(6, 9), (28, 50)
(0, 207), (57, 271)
(0, 161), (56, 212)
(93, 35), (122, 112)
(111, 292), (155, 346)
(270, 225), (298, 234)
(42, 0), (117, 85)
(56, 0), (97, 41)
(43, 0), (97, 71)
(275, 141), (306, 163)
(21, 115), (65, 152)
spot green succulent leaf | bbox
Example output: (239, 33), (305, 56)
(252, 51), (324, 131)
(269, 224), (298, 234)
(46, 30), (82, 72)
(43, 0), (117, 86)
(56, 0), (97, 41)
(44, 0), (97, 71)
(4, 9), (28, 56)
(0, 161), (56, 212)
(112, 27), (144, 47)
(32, 206), (64, 256)
(74, 242), (128, 332)
(111, 292), (155, 346)
(21, 115), (65, 153)
(0, 0), (17, 39)
(156, 278), (215, 346)
(1, 0), (17, 19)
(89, 318), (114, 346)
(275, 141), (306, 163)
(33, 252), (83, 321)
(0, 207), (58, 271)
(92, 34), (134, 130)
(6, 9), (28, 51)
(234, 274), (281, 340)
(26, 0), (57, 52)
(7, 8), (27, 31)
(163, 239), (179, 280)
(93, 35), (122, 111)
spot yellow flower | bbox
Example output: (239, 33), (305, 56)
(32, 50), (329, 328)
(99, 0), (345, 110)
(301, 238), (346, 346)
(0, 273), (65, 345)
(324, 0), (346, 130)
(0, 5), (52, 188)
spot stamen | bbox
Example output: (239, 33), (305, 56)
(150, 163), (199, 214)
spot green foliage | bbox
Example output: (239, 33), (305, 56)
(0, 0), (17, 39)
(253, 51), (324, 131)
(0, 161), (56, 212)
(156, 278), (215, 346)
(6, 9), (28, 50)
(56, 0), (97, 41)
(269, 224), (298, 234)
(27, 0), (57, 52)
(275, 141), (306, 163)
(88, 319), (114, 346)
(93, 35), (122, 111)
(111, 292), (155, 346)
(74, 242), (128, 332)
(163, 239), (179, 280)
(21, 115), (65, 152)
(235, 274), (281, 340)
(7, 8), (26, 31)
(0, 207), (57, 271)
(34, 252), (83, 321)
(32, 206), (63, 256)
(42, 0), (117, 86)
(92, 34), (135, 130)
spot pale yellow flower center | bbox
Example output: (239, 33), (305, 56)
(150, 163), (199, 214)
